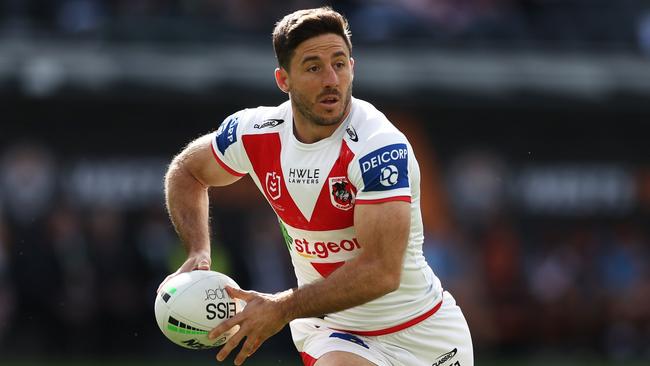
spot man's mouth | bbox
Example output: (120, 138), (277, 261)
(319, 95), (340, 106)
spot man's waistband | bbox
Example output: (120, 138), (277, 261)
(333, 298), (443, 337)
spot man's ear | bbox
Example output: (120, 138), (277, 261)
(350, 57), (355, 81)
(275, 67), (290, 93)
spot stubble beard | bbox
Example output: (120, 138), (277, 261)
(291, 84), (353, 127)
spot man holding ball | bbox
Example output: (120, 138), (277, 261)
(164, 7), (473, 366)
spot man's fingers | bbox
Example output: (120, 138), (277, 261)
(216, 326), (246, 362)
(196, 259), (210, 270)
(209, 315), (239, 340)
(234, 338), (261, 366)
(225, 286), (255, 301)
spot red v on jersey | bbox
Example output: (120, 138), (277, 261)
(242, 133), (356, 231)
(310, 261), (346, 278)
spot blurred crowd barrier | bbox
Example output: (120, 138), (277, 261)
(1, 0), (649, 51)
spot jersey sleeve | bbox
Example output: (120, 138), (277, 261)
(210, 111), (250, 177)
(349, 131), (412, 204)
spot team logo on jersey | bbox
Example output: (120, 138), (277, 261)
(265, 171), (281, 200)
(346, 125), (358, 142)
(254, 118), (284, 129)
(359, 143), (409, 192)
(329, 177), (355, 210)
(215, 116), (239, 154)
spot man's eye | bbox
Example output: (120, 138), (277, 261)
(307, 65), (319, 72)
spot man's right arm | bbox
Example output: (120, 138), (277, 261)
(160, 134), (242, 288)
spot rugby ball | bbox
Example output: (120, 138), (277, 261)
(154, 270), (244, 350)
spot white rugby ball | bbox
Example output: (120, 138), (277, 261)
(154, 270), (243, 350)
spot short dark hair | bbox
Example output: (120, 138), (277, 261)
(272, 7), (352, 70)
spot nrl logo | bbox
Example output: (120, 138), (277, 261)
(329, 177), (355, 210)
(266, 171), (281, 200)
(254, 119), (284, 129)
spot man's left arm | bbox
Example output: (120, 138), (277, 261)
(209, 200), (411, 365)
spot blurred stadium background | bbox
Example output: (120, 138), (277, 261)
(1, 0), (650, 365)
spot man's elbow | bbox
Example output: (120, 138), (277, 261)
(376, 268), (401, 295)
(166, 153), (207, 190)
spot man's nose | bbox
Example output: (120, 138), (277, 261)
(322, 65), (339, 87)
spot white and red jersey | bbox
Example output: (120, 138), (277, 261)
(210, 97), (442, 333)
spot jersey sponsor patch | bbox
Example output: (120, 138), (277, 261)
(359, 143), (409, 192)
(215, 116), (239, 154)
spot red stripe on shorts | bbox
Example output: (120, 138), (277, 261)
(338, 299), (443, 337)
(300, 352), (318, 366)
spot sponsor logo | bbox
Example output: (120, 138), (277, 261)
(215, 116), (239, 154)
(204, 287), (228, 301)
(203, 286), (236, 320)
(265, 171), (281, 200)
(379, 165), (399, 187)
(359, 143), (409, 192)
(329, 332), (369, 349)
(287, 168), (320, 184)
(432, 348), (458, 366)
(329, 177), (355, 210)
(293, 237), (361, 259)
(206, 302), (236, 320)
(254, 118), (284, 129)
(346, 125), (358, 142)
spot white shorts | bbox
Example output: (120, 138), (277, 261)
(290, 291), (473, 366)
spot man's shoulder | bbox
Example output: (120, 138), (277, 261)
(224, 101), (291, 136)
(348, 98), (408, 152)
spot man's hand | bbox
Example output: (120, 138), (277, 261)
(209, 286), (290, 365)
(156, 250), (211, 293)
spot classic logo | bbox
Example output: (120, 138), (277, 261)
(254, 118), (284, 129)
(359, 143), (409, 192)
(329, 177), (355, 210)
(266, 171), (281, 200)
(346, 125), (358, 142)
(215, 116), (239, 154)
(432, 348), (458, 366)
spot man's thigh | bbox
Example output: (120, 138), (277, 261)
(315, 351), (377, 366)
(291, 319), (388, 365)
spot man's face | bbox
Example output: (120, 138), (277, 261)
(284, 33), (354, 127)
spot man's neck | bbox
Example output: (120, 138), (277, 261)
(291, 105), (351, 144)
